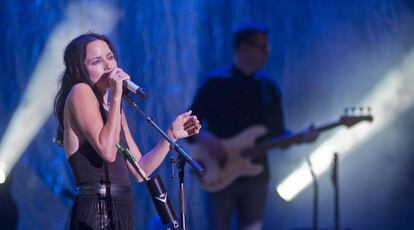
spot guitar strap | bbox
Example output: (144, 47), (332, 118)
(257, 71), (289, 142)
(257, 73), (277, 129)
(258, 76), (273, 110)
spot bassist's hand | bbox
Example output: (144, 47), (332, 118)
(300, 124), (320, 143)
(196, 131), (228, 166)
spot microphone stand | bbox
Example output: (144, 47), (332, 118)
(123, 93), (204, 229)
(172, 155), (187, 230)
(123, 94), (204, 174)
(306, 158), (318, 230)
(117, 144), (179, 229)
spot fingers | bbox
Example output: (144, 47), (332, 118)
(109, 68), (130, 82)
(107, 68), (131, 98)
(184, 115), (199, 128)
(170, 111), (201, 139)
(186, 125), (201, 136)
(184, 115), (200, 130)
(309, 123), (315, 129)
(183, 115), (201, 136)
(178, 110), (193, 119)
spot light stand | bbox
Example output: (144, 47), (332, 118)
(331, 153), (339, 230)
(306, 158), (318, 230)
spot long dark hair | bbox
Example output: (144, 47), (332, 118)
(53, 33), (116, 146)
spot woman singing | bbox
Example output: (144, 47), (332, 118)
(54, 33), (200, 229)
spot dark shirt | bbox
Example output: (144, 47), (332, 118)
(68, 107), (131, 186)
(189, 65), (286, 179)
(68, 140), (131, 186)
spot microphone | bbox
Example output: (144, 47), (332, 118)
(100, 72), (147, 100)
(123, 80), (148, 100)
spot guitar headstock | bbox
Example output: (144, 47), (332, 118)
(340, 106), (374, 127)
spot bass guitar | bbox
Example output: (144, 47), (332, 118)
(191, 113), (373, 192)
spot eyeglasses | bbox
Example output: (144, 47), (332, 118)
(247, 42), (271, 52)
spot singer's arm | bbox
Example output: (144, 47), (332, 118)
(121, 110), (200, 182)
(66, 83), (122, 162)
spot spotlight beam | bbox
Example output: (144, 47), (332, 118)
(0, 1), (120, 182)
(277, 48), (414, 201)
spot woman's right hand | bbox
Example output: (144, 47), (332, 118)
(108, 68), (130, 100)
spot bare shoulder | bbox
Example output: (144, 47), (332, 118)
(69, 83), (94, 97)
(67, 83), (98, 107)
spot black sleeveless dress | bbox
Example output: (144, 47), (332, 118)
(68, 108), (133, 230)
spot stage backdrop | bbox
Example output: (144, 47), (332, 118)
(1, 0), (414, 229)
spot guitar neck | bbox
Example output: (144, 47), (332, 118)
(244, 121), (342, 159)
(317, 121), (342, 132)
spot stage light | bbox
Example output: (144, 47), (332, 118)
(277, 48), (414, 201)
(0, 1), (119, 180)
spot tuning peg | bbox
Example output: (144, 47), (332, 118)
(344, 107), (349, 115)
(351, 106), (356, 113)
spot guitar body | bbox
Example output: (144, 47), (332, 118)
(190, 113), (373, 192)
(191, 125), (267, 192)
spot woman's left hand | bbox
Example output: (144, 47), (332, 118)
(169, 110), (201, 140)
